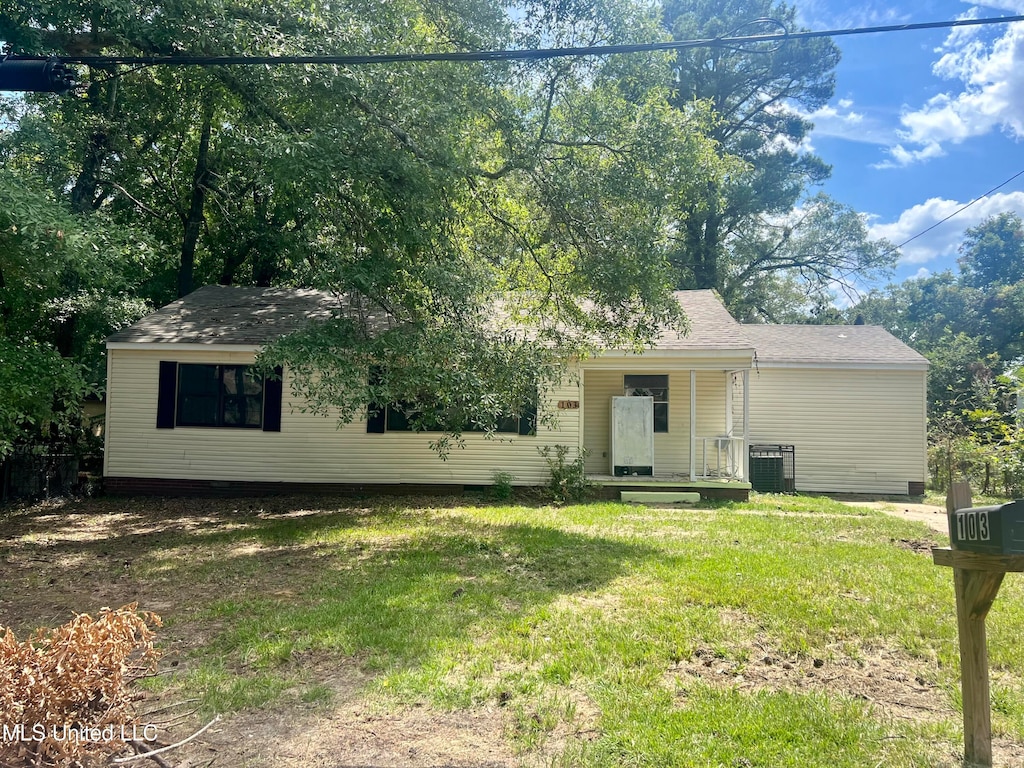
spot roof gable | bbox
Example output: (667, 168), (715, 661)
(653, 290), (752, 351)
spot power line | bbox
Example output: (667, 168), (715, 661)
(888, 167), (1024, 255)
(43, 13), (1024, 68)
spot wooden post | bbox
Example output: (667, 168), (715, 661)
(953, 566), (1003, 767)
(934, 507), (1024, 768)
(947, 480), (972, 517)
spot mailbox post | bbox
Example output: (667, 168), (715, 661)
(932, 491), (1024, 767)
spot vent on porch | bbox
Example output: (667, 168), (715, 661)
(748, 444), (795, 493)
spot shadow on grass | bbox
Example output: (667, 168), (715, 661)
(0, 496), (656, 687)
(191, 515), (658, 673)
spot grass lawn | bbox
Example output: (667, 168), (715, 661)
(2, 493), (1024, 767)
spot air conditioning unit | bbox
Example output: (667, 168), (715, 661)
(611, 396), (654, 476)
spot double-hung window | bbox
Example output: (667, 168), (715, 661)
(156, 361), (283, 431)
(624, 374), (669, 433)
(177, 364), (264, 428)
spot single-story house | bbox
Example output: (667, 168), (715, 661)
(102, 286), (928, 498)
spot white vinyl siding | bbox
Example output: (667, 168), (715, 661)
(582, 368), (729, 476)
(104, 349), (580, 486)
(746, 366), (927, 494)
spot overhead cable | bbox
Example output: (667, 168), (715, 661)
(39, 14), (1024, 68)
(887, 167), (1024, 255)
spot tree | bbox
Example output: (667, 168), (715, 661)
(658, 0), (891, 317)
(959, 211), (1024, 289)
(2, 0), (727, 446)
(721, 193), (894, 322)
(958, 213), (1024, 362)
(0, 337), (88, 458)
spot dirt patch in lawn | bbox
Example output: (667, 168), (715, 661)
(172, 698), (517, 768)
(669, 641), (947, 724)
(667, 638), (1024, 767)
(837, 499), (950, 534)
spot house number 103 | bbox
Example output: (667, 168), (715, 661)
(955, 510), (991, 542)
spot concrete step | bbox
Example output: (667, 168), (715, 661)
(620, 491), (701, 504)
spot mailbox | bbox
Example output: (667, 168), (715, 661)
(950, 500), (1024, 554)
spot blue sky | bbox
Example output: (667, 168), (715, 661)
(793, 0), (1024, 285)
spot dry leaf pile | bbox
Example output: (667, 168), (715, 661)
(0, 604), (162, 767)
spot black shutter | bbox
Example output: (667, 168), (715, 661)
(156, 361), (178, 429)
(366, 404), (386, 433)
(366, 364), (386, 433)
(518, 397), (537, 436)
(262, 366), (283, 432)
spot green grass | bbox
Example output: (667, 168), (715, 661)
(8, 492), (1024, 766)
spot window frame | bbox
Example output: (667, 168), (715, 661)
(175, 363), (265, 429)
(624, 374), (669, 433)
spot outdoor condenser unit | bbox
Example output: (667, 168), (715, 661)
(611, 396), (654, 476)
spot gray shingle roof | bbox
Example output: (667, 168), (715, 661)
(742, 324), (928, 366)
(109, 286), (756, 350)
(106, 285), (338, 344)
(652, 290), (752, 350)
(107, 286), (924, 368)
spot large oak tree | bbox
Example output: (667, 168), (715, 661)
(1, 0), (728, 446)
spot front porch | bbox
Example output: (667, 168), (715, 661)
(580, 361), (752, 497)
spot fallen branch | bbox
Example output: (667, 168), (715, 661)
(142, 698), (201, 718)
(127, 740), (174, 768)
(112, 715), (221, 765)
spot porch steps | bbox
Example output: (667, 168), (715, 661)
(620, 491), (701, 505)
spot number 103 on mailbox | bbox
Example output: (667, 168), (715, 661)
(950, 500), (1024, 554)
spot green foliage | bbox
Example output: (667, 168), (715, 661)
(489, 471), (516, 501)
(928, 366), (1024, 496)
(958, 211), (1024, 288)
(539, 444), (593, 503)
(0, 167), (155, 380)
(0, 337), (90, 457)
(3, 0), (726, 448)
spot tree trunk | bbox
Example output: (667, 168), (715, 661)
(178, 106), (214, 298)
(70, 77), (116, 214)
(674, 182), (722, 291)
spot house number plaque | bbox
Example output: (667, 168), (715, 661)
(557, 400), (580, 410)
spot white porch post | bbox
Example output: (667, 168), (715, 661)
(689, 370), (696, 480)
(742, 369), (750, 482)
(725, 371), (734, 437)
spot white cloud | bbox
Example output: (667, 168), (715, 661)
(881, 16), (1024, 164)
(913, 267), (932, 280)
(795, 1), (909, 31)
(867, 190), (1024, 264)
(873, 140), (945, 168)
(805, 100), (896, 145)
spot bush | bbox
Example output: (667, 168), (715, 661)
(539, 445), (593, 503)
(0, 604), (162, 766)
(489, 471), (516, 501)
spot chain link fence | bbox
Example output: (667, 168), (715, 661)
(0, 447), (83, 503)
